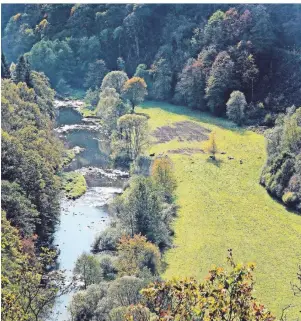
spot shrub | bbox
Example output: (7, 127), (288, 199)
(98, 254), (118, 280)
(92, 227), (123, 253)
(84, 88), (99, 107)
(282, 192), (298, 206)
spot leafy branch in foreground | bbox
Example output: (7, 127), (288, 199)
(126, 250), (275, 321)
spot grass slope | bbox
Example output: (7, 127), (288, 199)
(137, 101), (301, 317)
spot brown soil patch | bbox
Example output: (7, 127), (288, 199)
(168, 148), (205, 155)
(152, 121), (211, 144)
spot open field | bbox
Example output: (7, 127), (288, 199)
(137, 101), (301, 318)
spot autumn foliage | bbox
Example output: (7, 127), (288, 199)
(151, 156), (177, 199)
(117, 234), (161, 277)
(126, 250), (275, 321)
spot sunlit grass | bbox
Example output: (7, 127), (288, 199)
(137, 100), (301, 318)
(62, 172), (87, 200)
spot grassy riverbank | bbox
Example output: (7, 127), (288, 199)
(62, 172), (87, 200)
(137, 101), (301, 318)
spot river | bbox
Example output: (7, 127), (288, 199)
(51, 103), (127, 321)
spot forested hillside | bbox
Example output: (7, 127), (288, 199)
(1, 43), (68, 319)
(2, 4), (301, 121)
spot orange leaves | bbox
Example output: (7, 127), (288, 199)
(123, 77), (147, 91)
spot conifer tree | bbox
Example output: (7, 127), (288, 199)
(14, 55), (32, 87)
(1, 53), (11, 79)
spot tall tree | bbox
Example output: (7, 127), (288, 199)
(116, 114), (149, 161)
(101, 70), (129, 94)
(1, 53), (11, 79)
(14, 55), (32, 87)
(122, 77), (147, 112)
(84, 59), (108, 89)
(74, 252), (102, 289)
(174, 58), (206, 109)
(226, 90), (247, 125)
(205, 51), (234, 115)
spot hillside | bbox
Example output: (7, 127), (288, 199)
(137, 101), (301, 318)
(2, 4), (301, 120)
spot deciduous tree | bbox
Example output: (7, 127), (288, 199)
(205, 51), (234, 115)
(116, 114), (149, 161)
(101, 70), (129, 94)
(206, 131), (218, 160)
(116, 234), (161, 277)
(122, 77), (147, 112)
(226, 90), (247, 125)
(74, 252), (102, 290)
(151, 156), (177, 200)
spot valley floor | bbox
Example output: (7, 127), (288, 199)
(137, 101), (301, 318)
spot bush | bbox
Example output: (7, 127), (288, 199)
(84, 88), (100, 108)
(112, 150), (132, 169)
(263, 113), (275, 127)
(130, 155), (152, 176)
(92, 227), (123, 253)
(98, 254), (118, 280)
(282, 192), (298, 206)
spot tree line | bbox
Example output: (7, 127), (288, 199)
(2, 4), (301, 124)
(1, 53), (72, 320)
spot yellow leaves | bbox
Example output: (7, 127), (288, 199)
(13, 13), (21, 21)
(37, 19), (48, 30)
(205, 131), (218, 156)
(151, 156), (177, 197)
(70, 4), (80, 16)
(134, 254), (275, 320)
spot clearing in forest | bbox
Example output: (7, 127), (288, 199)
(137, 101), (301, 318)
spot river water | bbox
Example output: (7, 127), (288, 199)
(51, 104), (127, 321)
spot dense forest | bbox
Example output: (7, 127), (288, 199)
(1, 3), (301, 321)
(2, 4), (301, 117)
(1, 60), (69, 319)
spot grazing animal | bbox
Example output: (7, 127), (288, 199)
(240, 159), (243, 164)
(228, 156), (234, 160)
(220, 151), (226, 155)
(149, 153), (155, 157)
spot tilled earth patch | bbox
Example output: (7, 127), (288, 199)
(152, 120), (211, 144)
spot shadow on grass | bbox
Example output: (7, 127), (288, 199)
(206, 157), (224, 167)
(139, 100), (247, 135)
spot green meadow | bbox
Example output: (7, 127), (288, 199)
(137, 101), (301, 318)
